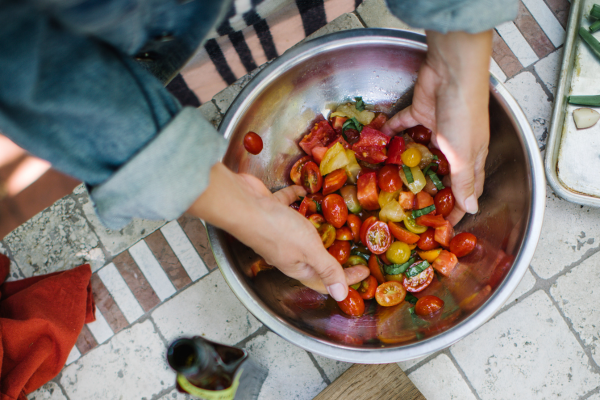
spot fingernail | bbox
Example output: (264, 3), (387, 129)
(465, 195), (478, 214)
(327, 283), (347, 302)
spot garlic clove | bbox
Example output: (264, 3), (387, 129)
(573, 107), (600, 129)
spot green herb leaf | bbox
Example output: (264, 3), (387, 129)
(427, 170), (445, 190)
(351, 117), (363, 133)
(351, 249), (371, 260)
(355, 97), (365, 112)
(350, 283), (361, 290)
(402, 165), (414, 184)
(405, 261), (430, 278)
(432, 155), (439, 160)
(412, 205), (436, 219)
(383, 257), (416, 275)
(313, 199), (322, 213)
(568, 94), (600, 107)
(299, 196), (305, 201)
(405, 293), (419, 304)
(409, 306), (415, 315)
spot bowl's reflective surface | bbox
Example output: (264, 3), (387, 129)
(208, 29), (545, 363)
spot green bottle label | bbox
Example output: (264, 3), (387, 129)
(177, 368), (243, 400)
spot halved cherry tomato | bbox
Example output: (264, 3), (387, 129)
(308, 213), (325, 228)
(450, 232), (477, 257)
(417, 228), (439, 251)
(368, 253), (385, 284)
(430, 149), (450, 176)
(356, 172), (380, 210)
(416, 214), (446, 228)
(250, 258), (274, 277)
(346, 214), (362, 242)
(368, 113), (388, 130)
(434, 221), (454, 247)
(385, 136), (406, 165)
(414, 191), (434, 210)
(322, 169), (348, 195)
(336, 226), (353, 241)
(417, 248), (442, 263)
(357, 275), (378, 300)
(431, 250), (458, 276)
(318, 222), (336, 248)
(365, 221), (392, 255)
(312, 146), (328, 164)
(406, 125), (432, 145)
(322, 194), (348, 228)
(398, 191), (414, 210)
(403, 265), (434, 293)
(360, 216), (378, 246)
(299, 119), (337, 156)
(290, 156), (313, 185)
(328, 240), (351, 265)
(298, 196), (317, 217)
(337, 287), (365, 317)
(352, 126), (390, 164)
(375, 281), (407, 307)
(434, 188), (455, 217)
(388, 221), (420, 244)
(415, 295), (444, 316)
(377, 165), (402, 193)
(301, 161), (323, 194)
(244, 131), (263, 155)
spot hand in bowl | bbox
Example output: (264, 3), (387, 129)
(382, 30), (492, 225)
(187, 162), (370, 301)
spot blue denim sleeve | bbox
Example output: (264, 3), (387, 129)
(0, 2), (227, 229)
(386, 0), (518, 33)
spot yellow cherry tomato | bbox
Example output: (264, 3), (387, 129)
(417, 248), (443, 263)
(384, 273), (404, 282)
(386, 241), (411, 264)
(404, 215), (428, 234)
(401, 147), (422, 168)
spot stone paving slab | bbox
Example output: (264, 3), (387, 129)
(409, 354), (477, 400)
(534, 48), (563, 95)
(310, 352), (352, 383)
(27, 382), (67, 400)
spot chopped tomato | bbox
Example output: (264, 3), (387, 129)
(337, 287), (365, 317)
(301, 161), (323, 194)
(360, 216), (378, 246)
(299, 119), (337, 156)
(403, 265), (434, 292)
(250, 258), (274, 277)
(298, 196), (317, 217)
(357, 172), (380, 210)
(322, 169), (348, 195)
(414, 191), (434, 210)
(431, 250), (458, 277)
(375, 281), (407, 307)
(331, 116), (347, 131)
(368, 252), (385, 284)
(365, 221), (392, 255)
(357, 275), (378, 300)
(312, 146), (328, 164)
(398, 191), (414, 210)
(322, 194), (348, 228)
(434, 221), (454, 247)
(335, 226), (353, 241)
(385, 136), (406, 165)
(416, 214), (446, 228)
(368, 113), (389, 130)
(290, 156), (313, 185)
(388, 221), (420, 244)
(327, 135), (350, 150)
(328, 240), (351, 265)
(352, 126), (390, 164)
(377, 165), (402, 193)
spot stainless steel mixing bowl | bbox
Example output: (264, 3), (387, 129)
(207, 29), (545, 363)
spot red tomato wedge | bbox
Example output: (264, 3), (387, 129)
(431, 250), (458, 277)
(365, 221), (392, 255)
(368, 113), (389, 130)
(360, 216), (378, 246)
(377, 165), (402, 193)
(357, 172), (380, 210)
(416, 214), (447, 228)
(434, 221), (454, 247)
(357, 275), (378, 300)
(298, 196), (317, 217)
(322, 194), (348, 228)
(388, 221), (420, 244)
(415, 191), (434, 210)
(322, 169), (348, 195)
(331, 116), (347, 131)
(385, 136), (406, 165)
(398, 191), (414, 210)
(337, 287), (365, 317)
(312, 146), (328, 164)
(299, 120), (337, 156)
(327, 135), (350, 150)
(290, 156), (313, 185)
(352, 126), (390, 164)
(301, 161), (323, 194)
(368, 252), (386, 284)
(375, 281), (407, 307)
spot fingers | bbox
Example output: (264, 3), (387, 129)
(449, 165), (478, 215)
(305, 247), (352, 301)
(380, 105), (420, 137)
(343, 265), (370, 286)
(273, 185), (306, 205)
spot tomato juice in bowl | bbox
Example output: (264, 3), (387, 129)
(208, 29), (545, 363)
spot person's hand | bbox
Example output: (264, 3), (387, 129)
(381, 30), (492, 225)
(186, 162), (369, 301)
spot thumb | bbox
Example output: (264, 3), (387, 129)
(448, 163), (478, 215)
(380, 105), (421, 136)
(306, 247), (352, 301)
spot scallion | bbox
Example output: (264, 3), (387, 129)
(405, 261), (430, 278)
(591, 4), (600, 20)
(402, 165), (414, 184)
(405, 293), (419, 304)
(427, 170), (445, 190)
(355, 97), (365, 112)
(383, 257), (416, 275)
(412, 205), (436, 218)
(568, 95), (600, 107)
(579, 27), (600, 61)
(591, 20), (600, 33)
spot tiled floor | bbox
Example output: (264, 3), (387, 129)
(6, 0), (600, 399)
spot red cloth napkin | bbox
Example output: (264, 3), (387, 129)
(0, 254), (95, 400)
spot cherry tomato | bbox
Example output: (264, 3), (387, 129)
(345, 255), (368, 268)
(407, 125), (432, 145)
(377, 165), (402, 193)
(308, 213), (325, 228)
(336, 226), (353, 241)
(322, 194), (348, 228)
(322, 168), (348, 195)
(434, 221), (454, 248)
(401, 147), (421, 167)
(415, 295), (444, 316)
(317, 222), (336, 248)
(417, 228), (439, 251)
(290, 201), (300, 211)
(243, 131), (263, 155)
(298, 196), (317, 217)
(357, 172), (380, 210)
(386, 241), (411, 264)
(365, 221), (392, 255)
(328, 240), (351, 265)
(290, 156), (313, 185)
(301, 161), (322, 194)
(360, 216), (378, 246)
(346, 214), (362, 242)
(357, 275), (378, 300)
(368, 253), (385, 284)
(388, 221), (420, 244)
(375, 281), (407, 307)
(430, 149), (450, 176)
(434, 188), (455, 218)
(403, 265), (434, 292)
(450, 232), (477, 257)
(337, 287), (365, 317)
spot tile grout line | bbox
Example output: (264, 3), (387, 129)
(444, 349), (484, 400)
(580, 385), (600, 400)
(305, 352), (332, 386)
(234, 325), (270, 348)
(402, 351), (442, 375)
(50, 373), (71, 400)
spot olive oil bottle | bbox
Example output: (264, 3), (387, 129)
(167, 336), (267, 400)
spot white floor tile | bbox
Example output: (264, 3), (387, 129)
(28, 382), (67, 400)
(408, 354), (477, 400)
(97, 263), (144, 323)
(534, 49), (563, 95)
(65, 346), (81, 366)
(522, 0), (565, 47)
(496, 22), (539, 67)
(161, 221), (208, 281)
(129, 241), (177, 301)
(86, 308), (114, 344)
(490, 58), (507, 83)
(310, 353), (352, 382)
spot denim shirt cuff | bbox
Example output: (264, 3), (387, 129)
(385, 0), (518, 34)
(90, 107), (228, 230)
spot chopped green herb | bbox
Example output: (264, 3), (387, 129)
(355, 97), (365, 112)
(352, 117), (363, 133)
(350, 283), (361, 290)
(402, 165), (414, 184)
(405, 261), (430, 278)
(427, 170), (445, 190)
(568, 95), (600, 107)
(342, 116), (363, 133)
(409, 306), (415, 315)
(313, 199), (322, 213)
(412, 205), (436, 219)
(383, 257), (416, 275)
(591, 4), (600, 20)
(579, 27), (600, 61)
(351, 249), (371, 260)
(405, 293), (419, 304)
(591, 20), (600, 33)
(432, 155), (439, 160)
